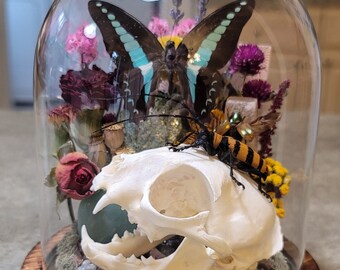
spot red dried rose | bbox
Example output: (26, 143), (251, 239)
(55, 152), (99, 200)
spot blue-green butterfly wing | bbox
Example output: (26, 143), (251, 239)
(88, 1), (164, 112)
(183, 0), (255, 69)
(182, 0), (255, 116)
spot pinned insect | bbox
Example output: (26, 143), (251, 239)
(101, 94), (273, 200)
(88, 0), (255, 116)
(167, 107), (271, 199)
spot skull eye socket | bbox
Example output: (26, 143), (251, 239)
(149, 164), (213, 218)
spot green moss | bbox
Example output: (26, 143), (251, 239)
(55, 226), (81, 270)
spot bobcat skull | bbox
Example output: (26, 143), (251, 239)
(81, 147), (283, 270)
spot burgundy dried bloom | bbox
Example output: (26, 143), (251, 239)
(102, 113), (117, 125)
(228, 44), (265, 75)
(59, 65), (118, 111)
(242, 79), (272, 106)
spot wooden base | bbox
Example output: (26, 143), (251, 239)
(22, 232), (320, 270)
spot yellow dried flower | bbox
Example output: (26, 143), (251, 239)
(273, 165), (287, 177)
(276, 208), (286, 218)
(265, 157), (276, 167)
(279, 183), (290, 196)
(266, 164), (273, 174)
(274, 160), (282, 167)
(272, 174), (283, 187)
(272, 197), (278, 207)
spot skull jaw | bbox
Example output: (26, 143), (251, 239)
(81, 147), (283, 270)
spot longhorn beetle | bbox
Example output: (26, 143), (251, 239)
(101, 94), (270, 200)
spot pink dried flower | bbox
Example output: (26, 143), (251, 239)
(228, 44), (265, 75)
(173, 18), (197, 37)
(48, 104), (75, 126)
(55, 152), (99, 200)
(65, 25), (98, 64)
(148, 17), (170, 37)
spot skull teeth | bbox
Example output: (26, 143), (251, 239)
(141, 255), (157, 265)
(123, 230), (134, 239)
(126, 254), (142, 265)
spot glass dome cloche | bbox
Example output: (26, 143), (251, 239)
(34, 0), (320, 269)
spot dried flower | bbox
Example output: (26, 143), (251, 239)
(228, 44), (265, 75)
(275, 207), (286, 218)
(65, 25), (98, 64)
(59, 65), (118, 111)
(170, 0), (184, 25)
(242, 79), (272, 105)
(279, 184), (290, 196)
(270, 80), (290, 113)
(102, 113), (117, 125)
(196, 0), (209, 22)
(259, 80), (290, 157)
(55, 152), (99, 200)
(148, 17), (170, 37)
(173, 18), (197, 37)
(48, 104), (75, 127)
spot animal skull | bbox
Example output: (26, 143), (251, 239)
(81, 147), (283, 270)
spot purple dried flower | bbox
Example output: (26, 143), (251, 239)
(259, 129), (274, 158)
(170, 0), (184, 25)
(228, 44), (265, 75)
(242, 79), (272, 106)
(60, 65), (118, 111)
(196, 0), (209, 22)
(270, 80), (290, 113)
(258, 80), (290, 158)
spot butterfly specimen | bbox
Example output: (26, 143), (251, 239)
(88, 0), (255, 118)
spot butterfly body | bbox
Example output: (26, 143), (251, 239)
(88, 0), (255, 116)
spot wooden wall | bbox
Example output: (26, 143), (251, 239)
(308, 4), (340, 113)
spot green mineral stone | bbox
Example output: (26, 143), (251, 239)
(77, 190), (137, 244)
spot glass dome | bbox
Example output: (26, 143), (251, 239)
(34, 0), (320, 269)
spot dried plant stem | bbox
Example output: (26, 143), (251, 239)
(67, 198), (76, 223)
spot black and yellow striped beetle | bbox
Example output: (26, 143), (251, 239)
(102, 94), (271, 200)
(166, 109), (270, 200)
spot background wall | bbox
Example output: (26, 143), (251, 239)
(306, 1), (340, 114)
(0, 1), (10, 109)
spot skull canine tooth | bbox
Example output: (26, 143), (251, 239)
(93, 192), (112, 214)
(112, 233), (121, 242)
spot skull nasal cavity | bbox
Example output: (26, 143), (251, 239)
(149, 165), (213, 218)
